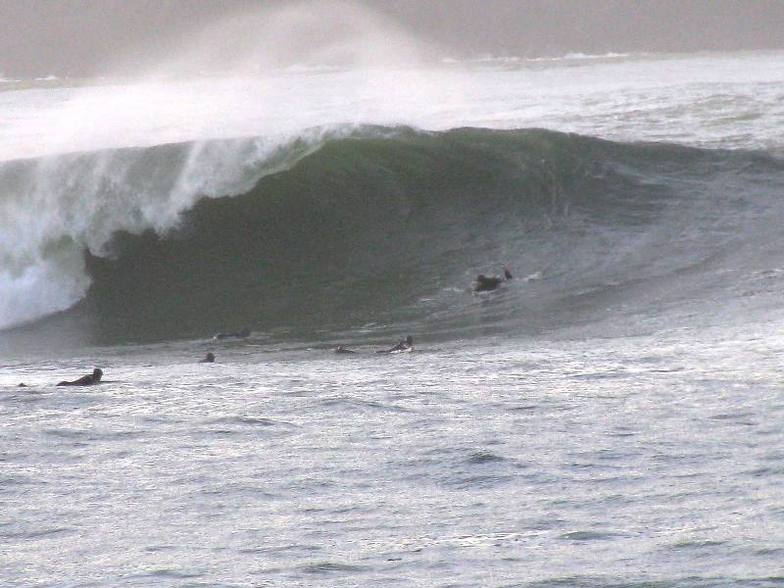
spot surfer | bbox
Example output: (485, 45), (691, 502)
(214, 328), (251, 340)
(200, 352), (215, 363)
(475, 274), (503, 292)
(335, 345), (356, 354)
(474, 266), (513, 292)
(56, 368), (103, 387)
(377, 336), (414, 354)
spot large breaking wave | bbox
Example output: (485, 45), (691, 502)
(3, 126), (784, 344)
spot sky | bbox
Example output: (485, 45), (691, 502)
(1, 0), (783, 77)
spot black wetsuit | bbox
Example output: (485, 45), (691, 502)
(57, 369), (103, 387)
(378, 337), (414, 353)
(475, 275), (504, 292)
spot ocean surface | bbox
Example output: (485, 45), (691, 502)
(2, 50), (784, 587)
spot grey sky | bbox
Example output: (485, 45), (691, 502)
(1, 0), (783, 77)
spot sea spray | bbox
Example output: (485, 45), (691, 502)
(0, 0), (469, 331)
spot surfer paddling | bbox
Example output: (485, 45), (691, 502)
(474, 266), (513, 292)
(56, 368), (103, 387)
(377, 336), (414, 354)
(199, 352), (215, 363)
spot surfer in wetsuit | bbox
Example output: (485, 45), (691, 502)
(475, 274), (503, 292)
(56, 368), (103, 387)
(474, 266), (513, 292)
(335, 345), (356, 354)
(377, 335), (414, 353)
(214, 328), (251, 340)
(200, 352), (215, 363)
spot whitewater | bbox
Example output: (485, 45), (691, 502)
(2, 44), (784, 587)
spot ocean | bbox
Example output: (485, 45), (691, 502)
(1, 51), (783, 587)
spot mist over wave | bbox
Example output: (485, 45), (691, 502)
(0, 0), (466, 337)
(2, 5), (784, 346)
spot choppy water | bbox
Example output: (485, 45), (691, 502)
(2, 49), (784, 586)
(2, 328), (783, 586)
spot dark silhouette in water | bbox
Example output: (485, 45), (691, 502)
(214, 328), (251, 340)
(378, 335), (414, 353)
(200, 352), (215, 363)
(335, 345), (356, 354)
(474, 266), (513, 292)
(57, 368), (103, 387)
(18, 383), (27, 387)
(475, 274), (503, 291)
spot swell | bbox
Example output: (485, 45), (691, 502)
(6, 126), (784, 345)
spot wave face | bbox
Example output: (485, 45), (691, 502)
(0, 127), (336, 331)
(5, 126), (784, 344)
